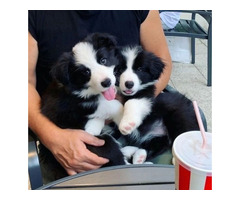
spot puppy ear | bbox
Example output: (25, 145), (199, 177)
(84, 33), (117, 49)
(148, 53), (165, 80)
(50, 52), (72, 85)
(97, 34), (117, 48)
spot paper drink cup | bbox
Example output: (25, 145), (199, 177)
(172, 131), (212, 190)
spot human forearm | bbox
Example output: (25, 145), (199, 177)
(154, 59), (172, 96)
(28, 32), (56, 145)
(28, 83), (60, 148)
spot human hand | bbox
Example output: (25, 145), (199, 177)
(47, 128), (109, 175)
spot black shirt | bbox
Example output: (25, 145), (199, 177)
(28, 10), (149, 95)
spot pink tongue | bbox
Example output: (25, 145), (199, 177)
(102, 86), (116, 101)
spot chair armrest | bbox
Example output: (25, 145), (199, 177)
(28, 139), (43, 189)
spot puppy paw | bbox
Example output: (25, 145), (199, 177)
(121, 146), (138, 159)
(119, 120), (137, 135)
(132, 149), (147, 164)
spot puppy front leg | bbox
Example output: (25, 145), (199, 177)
(106, 99), (123, 125)
(85, 118), (105, 136)
(119, 98), (152, 135)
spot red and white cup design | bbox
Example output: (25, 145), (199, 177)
(173, 131), (212, 190)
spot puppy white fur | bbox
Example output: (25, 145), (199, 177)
(119, 98), (152, 135)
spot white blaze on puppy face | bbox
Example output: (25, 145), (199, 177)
(120, 47), (141, 95)
(72, 42), (116, 96)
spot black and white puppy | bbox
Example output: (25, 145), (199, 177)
(42, 33), (123, 134)
(39, 33), (125, 183)
(115, 46), (165, 135)
(114, 46), (200, 163)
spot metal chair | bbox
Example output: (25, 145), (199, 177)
(28, 131), (43, 189)
(160, 10), (212, 86)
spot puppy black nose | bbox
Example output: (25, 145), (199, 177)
(125, 81), (134, 89)
(101, 78), (111, 88)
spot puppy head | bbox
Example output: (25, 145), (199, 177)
(51, 33), (119, 100)
(114, 46), (165, 96)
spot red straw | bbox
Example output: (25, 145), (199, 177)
(193, 101), (206, 148)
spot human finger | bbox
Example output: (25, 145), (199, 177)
(84, 149), (109, 166)
(79, 131), (105, 146)
(74, 162), (103, 173)
(65, 159), (105, 174)
(65, 168), (77, 176)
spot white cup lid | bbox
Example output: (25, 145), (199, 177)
(173, 131), (212, 173)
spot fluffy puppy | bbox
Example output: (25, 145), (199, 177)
(42, 33), (123, 134)
(39, 33), (125, 183)
(114, 46), (200, 162)
(114, 46), (165, 135)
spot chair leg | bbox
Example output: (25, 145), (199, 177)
(207, 37), (212, 86)
(191, 37), (195, 64)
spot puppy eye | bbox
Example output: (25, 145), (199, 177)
(114, 70), (119, 76)
(83, 69), (90, 76)
(100, 58), (107, 65)
(137, 67), (142, 72)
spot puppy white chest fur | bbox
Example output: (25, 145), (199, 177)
(85, 96), (123, 135)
